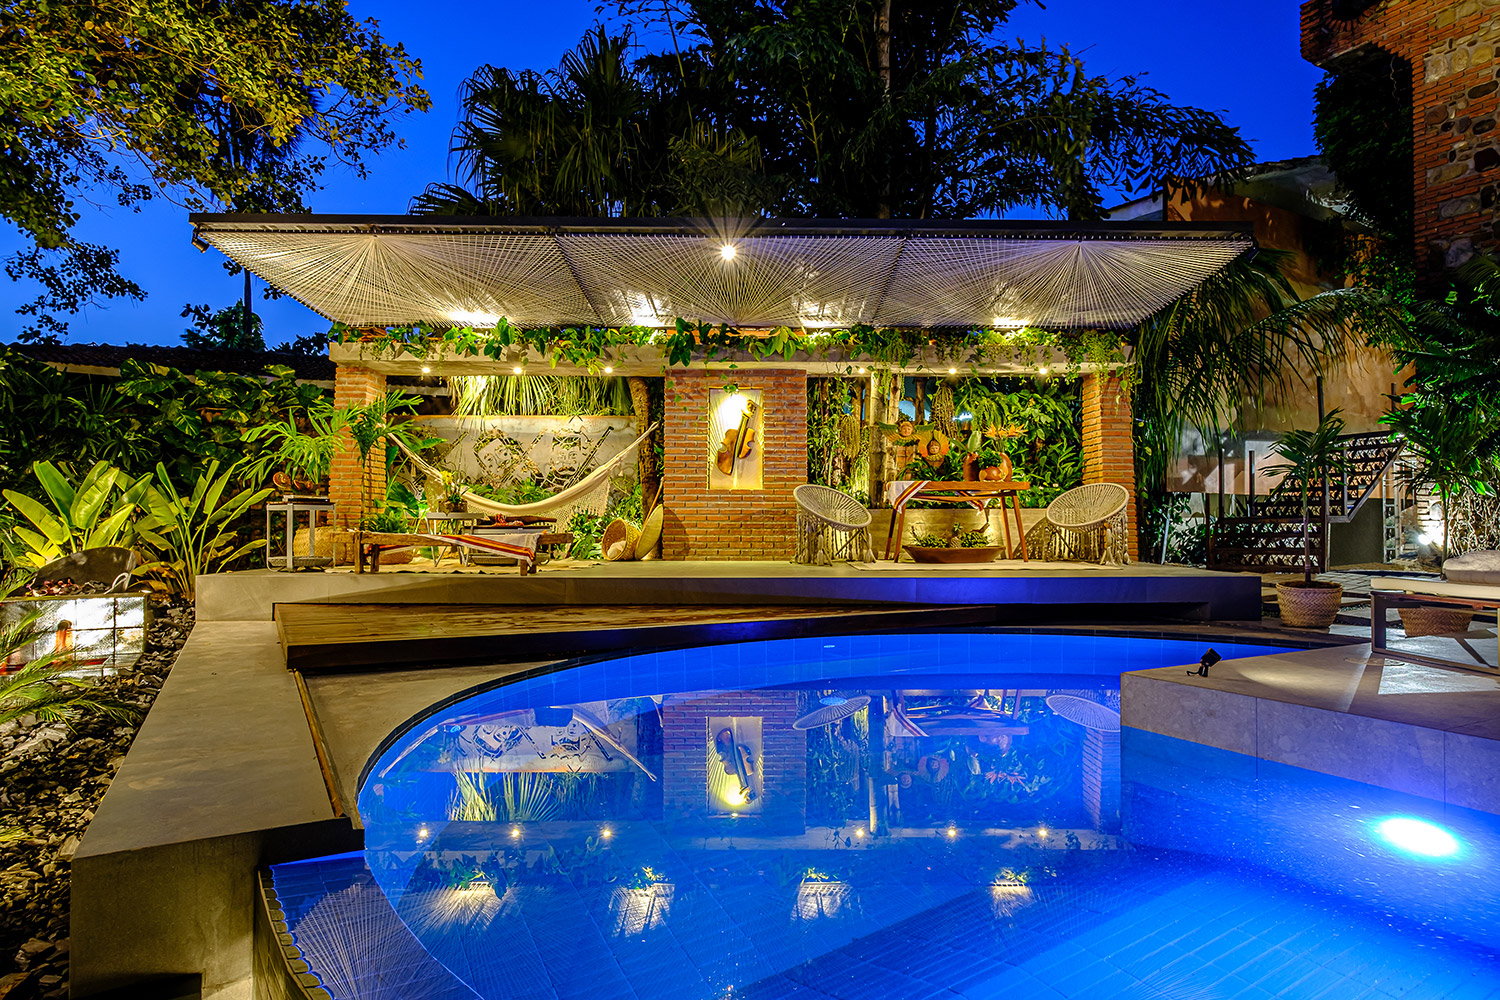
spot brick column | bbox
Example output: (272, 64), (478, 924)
(661, 370), (806, 560)
(661, 690), (806, 833)
(330, 363), (387, 529)
(1080, 373), (1139, 560)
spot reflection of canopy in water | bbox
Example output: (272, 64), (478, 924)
(793, 694), (870, 730)
(1045, 694), (1122, 732)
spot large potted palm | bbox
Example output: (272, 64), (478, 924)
(1268, 410), (1352, 629)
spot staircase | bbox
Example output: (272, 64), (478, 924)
(1207, 431), (1405, 574)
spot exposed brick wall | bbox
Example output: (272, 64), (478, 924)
(661, 370), (806, 560)
(1080, 373), (1139, 560)
(1301, 0), (1500, 281)
(661, 690), (806, 833)
(329, 364), (387, 529)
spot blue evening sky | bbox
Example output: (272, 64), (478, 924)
(2, 0), (1324, 347)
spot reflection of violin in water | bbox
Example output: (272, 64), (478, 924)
(715, 399), (758, 476)
(714, 727), (757, 800)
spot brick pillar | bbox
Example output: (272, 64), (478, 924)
(1080, 373), (1139, 560)
(661, 370), (806, 560)
(330, 364), (387, 529)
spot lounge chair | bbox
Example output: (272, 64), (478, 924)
(1369, 576), (1500, 673)
(353, 530), (572, 575)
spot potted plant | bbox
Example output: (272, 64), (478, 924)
(903, 525), (1004, 563)
(439, 471), (469, 513)
(1267, 410), (1352, 629)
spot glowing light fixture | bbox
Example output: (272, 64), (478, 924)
(1037, 826), (1049, 839)
(945, 825), (958, 839)
(1416, 533), (1432, 546)
(417, 825), (429, 840)
(1038, 366), (1049, 376)
(855, 828), (866, 839)
(1376, 816), (1460, 858)
(719, 243), (737, 261)
(600, 826), (614, 840)
(512, 365), (523, 374)
(421, 365), (431, 374)
(948, 367), (957, 374)
(603, 366), (614, 373)
(510, 826), (522, 839)
(857, 367), (867, 374)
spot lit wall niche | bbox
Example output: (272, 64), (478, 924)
(706, 716), (763, 815)
(706, 388), (763, 490)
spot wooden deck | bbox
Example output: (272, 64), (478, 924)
(274, 602), (997, 673)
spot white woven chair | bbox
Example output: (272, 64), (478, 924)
(1025, 483), (1131, 565)
(794, 485), (874, 565)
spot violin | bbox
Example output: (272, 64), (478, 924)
(714, 727), (757, 800)
(715, 399), (758, 476)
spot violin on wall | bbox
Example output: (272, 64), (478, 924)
(715, 398), (759, 476)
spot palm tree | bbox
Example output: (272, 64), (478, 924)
(1267, 410), (1354, 584)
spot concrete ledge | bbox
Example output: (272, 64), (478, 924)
(1122, 642), (1500, 814)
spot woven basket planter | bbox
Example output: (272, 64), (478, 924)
(1398, 607), (1475, 637)
(1276, 581), (1343, 630)
(601, 518), (640, 561)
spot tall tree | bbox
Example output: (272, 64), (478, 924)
(0, 0), (429, 339)
(420, 3), (1253, 222)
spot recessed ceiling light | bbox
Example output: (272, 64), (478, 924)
(948, 367), (957, 374)
(421, 366), (431, 374)
(603, 366), (614, 373)
(512, 365), (523, 374)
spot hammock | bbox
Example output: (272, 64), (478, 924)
(390, 423), (657, 525)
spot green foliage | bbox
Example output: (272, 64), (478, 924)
(434, 3), (1253, 220)
(1313, 57), (1413, 244)
(180, 302), (265, 352)
(1, 604), (137, 729)
(2, 461), (148, 567)
(448, 770), (560, 823)
(0, 0), (429, 336)
(134, 461), (273, 600)
(450, 374), (633, 417)
(239, 404), (349, 488)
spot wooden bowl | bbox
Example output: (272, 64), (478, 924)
(902, 545), (1003, 564)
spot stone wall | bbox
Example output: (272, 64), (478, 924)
(1302, 0), (1500, 278)
(1080, 373), (1139, 560)
(661, 370), (806, 560)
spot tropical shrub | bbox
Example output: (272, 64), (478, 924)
(238, 403), (350, 487)
(1, 604), (137, 728)
(134, 462), (274, 600)
(2, 461), (149, 568)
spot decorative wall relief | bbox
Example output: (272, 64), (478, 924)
(707, 389), (763, 490)
(706, 716), (763, 814)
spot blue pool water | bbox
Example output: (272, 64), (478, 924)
(272, 633), (1500, 1000)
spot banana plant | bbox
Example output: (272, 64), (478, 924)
(134, 461), (273, 600)
(1, 461), (149, 568)
(1, 603), (137, 728)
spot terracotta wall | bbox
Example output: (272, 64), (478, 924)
(1080, 373), (1139, 559)
(661, 369), (806, 560)
(661, 689), (807, 833)
(329, 364), (387, 529)
(1302, 0), (1500, 280)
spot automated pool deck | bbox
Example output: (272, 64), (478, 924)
(69, 563), (1500, 999)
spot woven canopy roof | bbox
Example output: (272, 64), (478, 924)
(190, 215), (1254, 331)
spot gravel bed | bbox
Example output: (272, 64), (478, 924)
(0, 602), (193, 1000)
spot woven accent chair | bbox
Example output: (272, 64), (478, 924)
(1025, 483), (1130, 565)
(794, 485), (874, 565)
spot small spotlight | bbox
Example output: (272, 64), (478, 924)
(603, 365), (614, 373)
(948, 367), (957, 374)
(945, 825), (958, 839)
(512, 365), (523, 374)
(719, 243), (737, 261)
(510, 826), (521, 839)
(857, 367), (867, 374)
(855, 828), (866, 839)
(1189, 648), (1222, 677)
(600, 826), (613, 840)
(1416, 532), (1432, 545)
(417, 826), (429, 840)
(421, 365), (431, 374)
(1038, 366), (1049, 376)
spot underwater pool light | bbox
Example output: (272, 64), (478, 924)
(1376, 816), (1460, 858)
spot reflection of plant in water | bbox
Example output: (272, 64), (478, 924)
(804, 693), (869, 827)
(447, 770), (561, 822)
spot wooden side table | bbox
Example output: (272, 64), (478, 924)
(883, 481), (1031, 561)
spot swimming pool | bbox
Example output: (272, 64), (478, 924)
(271, 632), (1500, 1000)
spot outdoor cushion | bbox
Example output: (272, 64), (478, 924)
(1443, 549), (1500, 585)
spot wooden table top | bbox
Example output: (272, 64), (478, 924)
(909, 480), (1030, 491)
